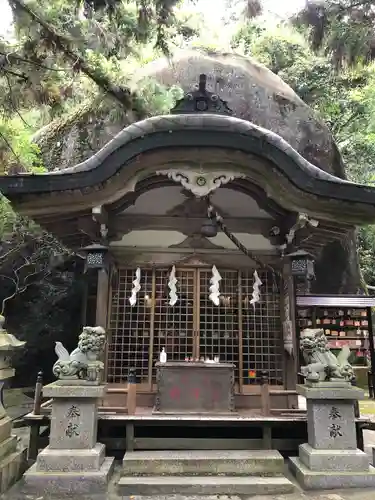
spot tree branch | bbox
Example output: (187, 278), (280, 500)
(10, 0), (139, 111)
(0, 51), (67, 72)
(0, 131), (22, 165)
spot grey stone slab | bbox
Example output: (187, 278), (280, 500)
(299, 443), (369, 472)
(290, 456), (375, 490)
(0, 417), (12, 443)
(117, 475), (296, 496)
(49, 398), (99, 449)
(122, 450), (284, 476)
(297, 383), (364, 401)
(0, 435), (17, 461)
(0, 444), (27, 494)
(36, 443), (105, 472)
(307, 400), (357, 450)
(23, 456), (114, 494)
(43, 382), (106, 398)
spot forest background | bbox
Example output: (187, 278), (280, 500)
(0, 0), (374, 385)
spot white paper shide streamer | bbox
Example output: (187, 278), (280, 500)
(209, 265), (222, 306)
(129, 267), (141, 306)
(250, 270), (262, 309)
(168, 265), (178, 306)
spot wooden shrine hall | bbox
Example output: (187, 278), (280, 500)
(3, 75), (375, 453)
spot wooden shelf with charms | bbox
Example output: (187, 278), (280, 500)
(296, 295), (375, 373)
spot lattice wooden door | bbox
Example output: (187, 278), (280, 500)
(152, 268), (196, 383)
(106, 267), (283, 390)
(107, 269), (153, 388)
(197, 269), (240, 384)
(107, 268), (198, 387)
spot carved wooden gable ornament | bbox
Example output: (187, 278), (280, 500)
(170, 73), (233, 116)
(157, 75), (243, 198)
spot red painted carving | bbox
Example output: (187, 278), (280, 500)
(192, 387), (200, 400)
(169, 387), (181, 400)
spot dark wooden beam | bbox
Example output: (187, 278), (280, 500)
(110, 215), (276, 236)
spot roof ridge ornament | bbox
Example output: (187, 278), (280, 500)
(170, 74), (233, 116)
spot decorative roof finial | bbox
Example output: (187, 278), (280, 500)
(170, 74), (233, 116)
(198, 74), (207, 93)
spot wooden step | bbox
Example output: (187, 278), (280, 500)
(122, 450), (284, 476)
(117, 475), (296, 495)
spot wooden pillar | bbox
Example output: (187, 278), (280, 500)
(127, 367), (137, 415)
(95, 268), (110, 328)
(260, 370), (270, 416)
(80, 270), (89, 326)
(96, 268), (110, 382)
(281, 261), (299, 407)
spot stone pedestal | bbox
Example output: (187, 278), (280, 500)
(0, 409), (26, 493)
(290, 381), (375, 489)
(24, 382), (114, 494)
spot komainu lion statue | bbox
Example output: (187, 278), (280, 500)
(52, 326), (106, 383)
(300, 328), (354, 383)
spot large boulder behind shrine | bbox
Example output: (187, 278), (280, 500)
(137, 49), (345, 179)
(35, 48), (360, 293)
(37, 48), (345, 178)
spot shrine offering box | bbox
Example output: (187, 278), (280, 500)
(154, 362), (236, 414)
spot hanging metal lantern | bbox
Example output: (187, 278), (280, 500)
(200, 218), (218, 238)
(81, 243), (110, 272)
(286, 249), (315, 281)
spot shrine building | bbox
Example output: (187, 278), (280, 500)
(2, 68), (375, 453)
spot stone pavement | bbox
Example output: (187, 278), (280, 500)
(2, 462), (375, 500)
(2, 394), (375, 499)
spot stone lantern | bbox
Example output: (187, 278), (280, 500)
(0, 315), (25, 379)
(0, 315), (25, 417)
(0, 315), (26, 493)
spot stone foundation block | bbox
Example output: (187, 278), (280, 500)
(23, 456), (114, 495)
(0, 444), (27, 494)
(0, 418), (12, 444)
(36, 443), (105, 472)
(299, 443), (369, 472)
(0, 436), (17, 462)
(290, 456), (375, 490)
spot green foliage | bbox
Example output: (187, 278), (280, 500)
(232, 17), (375, 286)
(134, 78), (183, 115)
(0, 115), (45, 174)
(358, 225), (375, 287)
(232, 21), (310, 74)
(293, 1), (375, 68)
(0, 197), (17, 237)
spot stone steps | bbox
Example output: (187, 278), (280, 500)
(117, 475), (296, 495)
(122, 449), (285, 476)
(119, 450), (297, 496)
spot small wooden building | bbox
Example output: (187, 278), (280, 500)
(2, 76), (375, 421)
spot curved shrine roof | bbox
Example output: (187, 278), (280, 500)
(1, 71), (375, 230)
